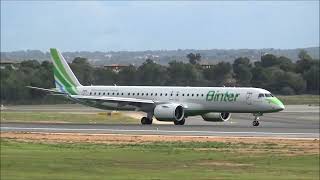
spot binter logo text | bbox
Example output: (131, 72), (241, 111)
(206, 91), (240, 102)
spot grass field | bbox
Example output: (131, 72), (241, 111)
(0, 112), (138, 124)
(277, 95), (319, 105)
(1, 139), (319, 180)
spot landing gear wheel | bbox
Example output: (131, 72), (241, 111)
(252, 114), (261, 127)
(174, 118), (185, 125)
(252, 120), (260, 127)
(141, 117), (153, 125)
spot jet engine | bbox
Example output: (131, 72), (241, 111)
(201, 112), (231, 122)
(154, 103), (184, 121)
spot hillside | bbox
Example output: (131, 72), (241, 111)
(1, 47), (319, 65)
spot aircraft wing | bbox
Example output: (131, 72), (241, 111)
(70, 95), (155, 105)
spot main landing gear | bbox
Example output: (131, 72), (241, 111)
(174, 118), (185, 125)
(252, 113), (262, 127)
(141, 112), (153, 125)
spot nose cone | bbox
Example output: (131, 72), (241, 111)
(277, 99), (285, 111)
(266, 97), (285, 112)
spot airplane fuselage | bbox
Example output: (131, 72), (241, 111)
(75, 86), (284, 116)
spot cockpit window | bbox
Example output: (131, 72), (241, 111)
(265, 94), (272, 97)
(258, 93), (265, 98)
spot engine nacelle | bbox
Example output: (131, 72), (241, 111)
(154, 103), (184, 121)
(201, 112), (231, 122)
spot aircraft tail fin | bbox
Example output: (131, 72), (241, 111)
(50, 48), (82, 95)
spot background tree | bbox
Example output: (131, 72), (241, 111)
(251, 66), (270, 89)
(233, 57), (252, 86)
(303, 64), (319, 93)
(187, 53), (201, 65)
(70, 57), (94, 85)
(167, 61), (201, 86)
(118, 65), (138, 85)
(93, 68), (117, 85)
(137, 59), (168, 86)
(203, 62), (232, 86)
(261, 54), (281, 68)
(278, 56), (295, 72)
(296, 50), (314, 73)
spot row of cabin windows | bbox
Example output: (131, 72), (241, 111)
(89, 91), (205, 97)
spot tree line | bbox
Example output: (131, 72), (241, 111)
(1, 50), (318, 104)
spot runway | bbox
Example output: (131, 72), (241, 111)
(1, 104), (319, 138)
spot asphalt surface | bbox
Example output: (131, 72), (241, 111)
(1, 104), (319, 138)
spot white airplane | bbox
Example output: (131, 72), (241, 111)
(28, 48), (285, 126)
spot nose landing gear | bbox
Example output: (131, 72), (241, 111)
(252, 117), (260, 126)
(252, 113), (262, 127)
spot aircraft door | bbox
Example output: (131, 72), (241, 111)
(246, 92), (253, 105)
(82, 90), (89, 96)
(169, 91), (180, 102)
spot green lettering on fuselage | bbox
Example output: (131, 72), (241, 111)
(206, 91), (240, 102)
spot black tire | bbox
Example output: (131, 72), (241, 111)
(146, 118), (153, 125)
(253, 120), (259, 127)
(141, 117), (147, 125)
(141, 117), (153, 125)
(174, 118), (185, 125)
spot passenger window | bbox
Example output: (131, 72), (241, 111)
(117, 93), (119, 95)
(121, 93), (124, 95)
(187, 94), (189, 96)
(160, 93), (162, 96)
(112, 92), (114, 95)
(182, 94), (185, 96)
(155, 93), (157, 96)
(192, 94), (194, 96)
(98, 92), (101, 95)
(133, 93), (135, 95)
(90, 92), (92, 95)
(142, 93), (144, 96)
(107, 92), (110, 95)
(151, 93), (153, 96)
(146, 93), (148, 96)
(196, 94), (199, 96)
(176, 94), (178, 96)
(128, 93), (130, 96)
(170, 94), (173, 96)
(165, 93), (167, 96)
(201, 94), (204, 97)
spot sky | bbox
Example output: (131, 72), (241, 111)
(1, 1), (319, 52)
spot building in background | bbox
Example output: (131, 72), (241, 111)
(0, 60), (20, 70)
(103, 64), (129, 73)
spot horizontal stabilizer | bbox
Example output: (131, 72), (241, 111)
(26, 86), (67, 95)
